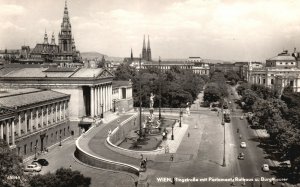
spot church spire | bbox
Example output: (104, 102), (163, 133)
(44, 29), (48, 44)
(143, 35), (146, 50)
(51, 32), (55, 45)
(131, 48), (133, 59)
(146, 35), (151, 61)
(142, 35), (147, 60)
(147, 35), (150, 50)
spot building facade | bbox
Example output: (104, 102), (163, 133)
(0, 88), (70, 159)
(112, 80), (133, 113)
(17, 1), (82, 65)
(246, 50), (300, 94)
(0, 67), (114, 136)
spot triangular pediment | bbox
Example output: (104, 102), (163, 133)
(97, 69), (114, 78)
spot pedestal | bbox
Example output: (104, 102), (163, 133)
(137, 172), (149, 187)
(149, 108), (154, 115)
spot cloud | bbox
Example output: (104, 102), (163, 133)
(0, 4), (25, 16)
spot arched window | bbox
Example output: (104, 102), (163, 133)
(63, 40), (67, 51)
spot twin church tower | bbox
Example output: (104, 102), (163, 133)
(142, 35), (152, 61)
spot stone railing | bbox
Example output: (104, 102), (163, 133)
(74, 125), (140, 177)
(106, 114), (165, 160)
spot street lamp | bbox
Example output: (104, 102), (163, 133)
(113, 99), (116, 112)
(34, 145), (37, 160)
(138, 55), (143, 140)
(252, 176), (262, 187)
(101, 104), (104, 118)
(171, 123), (174, 140)
(158, 57), (162, 120)
(179, 109), (183, 127)
(59, 135), (62, 146)
(221, 99), (226, 167)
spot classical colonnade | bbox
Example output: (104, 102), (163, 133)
(0, 100), (68, 146)
(90, 83), (112, 117)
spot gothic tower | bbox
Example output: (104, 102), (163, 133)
(146, 35), (151, 61)
(44, 30), (48, 44)
(58, 1), (73, 54)
(142, 35), (147, 60)
(51, 32), (55, 45)
(130, 48), (133, 60)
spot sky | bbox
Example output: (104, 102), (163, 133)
(1, 0), (300, 61)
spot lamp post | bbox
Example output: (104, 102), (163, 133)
(101, 104), (104, 118)
(59, 135), (62, 146)
(158, 57), (162, 119)
(221, 99), (226, 167)
(252, 176), (262, 187)
(171, 123), (174, 140)
(113, 99), (116, 112)
(138, 55), (143, 140)
(179, 109), (183, 127)
(34, 145), (37, 160)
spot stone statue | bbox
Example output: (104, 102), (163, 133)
(150, 93), (155, 108)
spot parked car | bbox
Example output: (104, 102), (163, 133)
(211, 108), (218, 112)
(262, 164), (270, 172)
(240, 142), (247, 148)
(240, 116), (244, 120)
(237, 152), (245, 160)
(24, 163), (42, 172)
(32, 158), (49, 166)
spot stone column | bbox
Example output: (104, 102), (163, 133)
(55, 103), (58, 123)
(0, 122), (3, 139)
(5, 121), (9, 144)
(104, 85), (107, 112)
(46, 106), (49, 126)
(18, 113), (21, 136)
(41, 107), (44, 127)
(59, 102), (62, 121)
(36, 108), (39, 129)
(63, 101), (66, 119)
(24, 111), (28, 133)
(30, 110), (33, 132)
(91, 86), (95, 117)
(12, 120), (15, 145)
(100, 85), (103, 110)
(95, 86), (98, 116)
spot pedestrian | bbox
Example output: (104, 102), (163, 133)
(69, 165), (72, 170)
(188, 132), (190, 137)
(172, 177), (175, 185)
(140, 154), (143, 161)
(170, 154), (174, 161)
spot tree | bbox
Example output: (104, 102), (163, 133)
(0, 139), (27, 187)
(236, 82), (251, 96)
(225, 70), (240, 85)
(29, 168), (91, 187)
(203, 83), (222, 103)
(114, 63), (136, 81)
(240, 89), (258, 110)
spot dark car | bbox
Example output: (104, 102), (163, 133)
(238, 153), (245, 160)
(32, 159), (49, 166)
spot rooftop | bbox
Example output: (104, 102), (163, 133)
(0, 89), (69, 108)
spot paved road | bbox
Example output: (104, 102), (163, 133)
(148, 89), (285, 187)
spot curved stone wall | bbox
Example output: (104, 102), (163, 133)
(106, 114), (166, 160)
(74, 125), (140, 177)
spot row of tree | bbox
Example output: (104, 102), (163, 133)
(237, 83), (300, 175)
(203, 70), (229, 103)
(114, 64), (208, 108)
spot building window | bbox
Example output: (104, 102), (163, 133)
(24, 144), (27, 155)
(263, 79), (266, 84)
(30, 142), (33, 152)
(271, 79), (274, 85)
(291, 62), (294, 65)
(122, 88), (126, 99)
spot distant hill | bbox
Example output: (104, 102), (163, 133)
(81, 52), (124, 62)
(81, 52), (108, 60)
